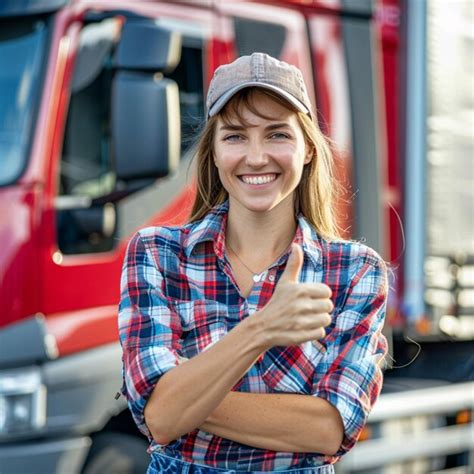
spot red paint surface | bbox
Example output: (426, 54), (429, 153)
(45, 305), (119, 356)
(0, 185), (42, 328)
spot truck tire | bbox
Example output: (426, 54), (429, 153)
(82, 432), (150, 474)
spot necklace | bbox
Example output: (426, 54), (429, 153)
(226, 240), (292, 282)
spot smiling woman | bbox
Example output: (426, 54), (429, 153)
(213, 92), (311, 218)
(118, 52), (388, 473)
(191, 82), (339, 244)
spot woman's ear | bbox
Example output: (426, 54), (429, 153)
(304, 146), (314, 165)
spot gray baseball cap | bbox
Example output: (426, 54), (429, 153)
(206, 52), (313, 119)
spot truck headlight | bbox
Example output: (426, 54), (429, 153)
(0, 367), (46, 436)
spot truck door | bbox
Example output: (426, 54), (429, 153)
(41, 3), (217, 357)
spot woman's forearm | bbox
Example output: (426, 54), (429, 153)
(144, 316), (266, 444)
(200, 391), (344, 455)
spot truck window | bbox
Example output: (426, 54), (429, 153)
(60, 19), (118, 201)
(168, 36), (204, 152)
(57, 17), (204, 255)
(0, 16), (50, 186)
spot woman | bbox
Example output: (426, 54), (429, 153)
(119, 52), (388, 473)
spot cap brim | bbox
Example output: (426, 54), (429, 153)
(207, 82), (310, 118)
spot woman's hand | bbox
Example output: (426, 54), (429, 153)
(253, 243), (333, 349)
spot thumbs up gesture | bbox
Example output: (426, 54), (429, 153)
(254, 244), (333, 350)
(279, 242), (305, 283)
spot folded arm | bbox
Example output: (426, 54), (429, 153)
(200, 390), (343, 455)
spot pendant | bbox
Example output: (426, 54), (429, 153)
(252, 273), (262, 282)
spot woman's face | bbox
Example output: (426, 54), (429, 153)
(213, 92), (311, 214)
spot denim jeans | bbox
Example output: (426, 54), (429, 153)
(147, 451), (335, 473)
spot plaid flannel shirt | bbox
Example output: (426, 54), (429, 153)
(118, 200), (388, 471)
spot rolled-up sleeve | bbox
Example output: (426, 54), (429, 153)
(118, 231), (183, 438)
(312, 249), (388, 457)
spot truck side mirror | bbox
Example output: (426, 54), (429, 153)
(111, 19), (182, 181)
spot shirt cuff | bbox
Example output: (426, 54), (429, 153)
(122, 344), (181, 439)
(312, 362), (383, 457)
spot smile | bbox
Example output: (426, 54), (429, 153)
(239, 174), (279, 185)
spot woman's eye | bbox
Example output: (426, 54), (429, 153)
(223, 134), (244, 142)
(270, 132), (290, 139)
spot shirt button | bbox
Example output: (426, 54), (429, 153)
(269, 274), (275, 282)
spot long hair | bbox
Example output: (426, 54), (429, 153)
(188, 88), (342, 241)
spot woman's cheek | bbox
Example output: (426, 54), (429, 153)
(216, 167), (237, 195)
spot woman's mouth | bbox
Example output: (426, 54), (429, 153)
(238, 173), (279, 185)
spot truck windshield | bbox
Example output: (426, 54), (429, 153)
(0, 16), (50, 186)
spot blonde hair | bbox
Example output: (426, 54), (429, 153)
(188, 88), (342, 241)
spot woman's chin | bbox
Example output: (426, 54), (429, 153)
(229, 195), (287, 214)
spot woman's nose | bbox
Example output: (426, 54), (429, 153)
(245, 140), (269, 167)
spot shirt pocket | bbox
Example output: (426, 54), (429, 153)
(260, 340), (327, 395)
(171, 299), (229, 359)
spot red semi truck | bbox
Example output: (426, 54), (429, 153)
(0, 0), (472, 473)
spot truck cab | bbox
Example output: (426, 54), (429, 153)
(0, 1), (472, 473)
(0, 1), (357, 471)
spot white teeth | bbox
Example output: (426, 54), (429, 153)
(241, 174), (277, 185)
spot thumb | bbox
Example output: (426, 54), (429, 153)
(279, 243), (304, 284)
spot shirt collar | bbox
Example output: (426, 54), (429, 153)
(184, 199), (322, 268)
(295, 213), (323, 269)
(184, 200), (229, 259)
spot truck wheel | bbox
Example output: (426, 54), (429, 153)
(82, 432), (150, 474)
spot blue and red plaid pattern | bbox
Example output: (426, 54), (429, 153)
(118, 200), (388, 471)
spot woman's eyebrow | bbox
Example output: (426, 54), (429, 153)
(219, 124), (247, 131)
(265, 122), (292, 131)
(218, 122), (292, 132)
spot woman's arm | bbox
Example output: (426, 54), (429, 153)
(200, 391), (343, 455)
(144, 316), (266, 445)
